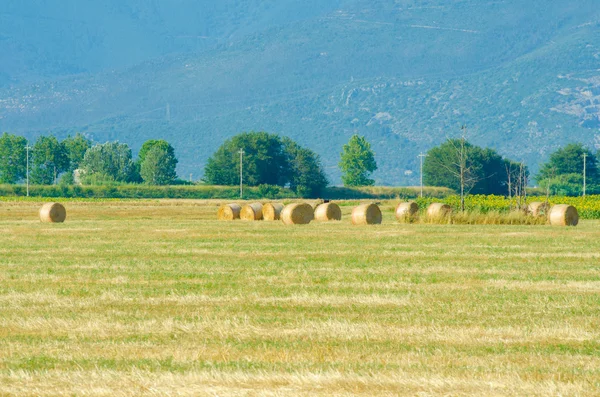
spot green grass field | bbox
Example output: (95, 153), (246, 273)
(1, 200), (599, 396)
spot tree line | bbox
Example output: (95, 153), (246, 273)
(0, 130), (597, 198)
(423, 140), (599, 198)
(0, 133), (178, 186)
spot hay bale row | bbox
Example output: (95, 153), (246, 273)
(219, 201), (580, 227)
(39, 202), (66, 223)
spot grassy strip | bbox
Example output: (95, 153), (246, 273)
(0, 184), (454, 200)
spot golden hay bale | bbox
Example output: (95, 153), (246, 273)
(240, 203), (264, 221)
(263, 203), (285, 221)
(281, 203), (314, 225)
(351, 203), (382, 225)
(217, 203), (242, 221)
(528, 201), (550, 217)
(314, 203), (342, 221)
(426, 203), (452, 219)
(549, 204), (579, 227)
(39, 202), (67, 223)
(395, 201), (419, 221)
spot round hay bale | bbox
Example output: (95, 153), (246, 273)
(528, 201), (550, 217)
(263, 203), (284, 221)
(240, 203), (264, 221)
(351, 203), (382, 225)
(39, 202), (67, 223)
(426, 203), (452, 219)
(549, 204), (579, 227)
(314, 203), (342, 221)
(395, 201), (419, 222)
(217, 203), (242, 221)
(281, 203), (314, 225)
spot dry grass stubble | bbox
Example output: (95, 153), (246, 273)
(1, 200), (599, 395)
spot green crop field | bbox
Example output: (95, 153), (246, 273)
(1, 200), (599, 396)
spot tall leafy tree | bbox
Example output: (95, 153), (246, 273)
(138, 139), (177, 165)
(0, 133), (27, 184)
(537, 143), (598, 185)
(140, 145), (178, 185)
(80, 141), (138, 183)
(30, 135), (69, 185)
(137, 139), (178, 185)
(424, 139), (517, 197)
(204, 132), (289, 186)
(339, 135), (377, 187)
(63, 133), (92, 172)
(282, 137), (328, 198)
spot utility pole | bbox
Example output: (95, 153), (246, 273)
(583, 153), (587, 197)
(418, 153), (427, 197)
(25, 142), (32, 197)
(459, 125), (468, 212)
(239, 149), (244, 199)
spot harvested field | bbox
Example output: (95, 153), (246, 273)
(1, 199), (599, 396)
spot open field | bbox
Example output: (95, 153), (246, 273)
(1, 200), (599, 396)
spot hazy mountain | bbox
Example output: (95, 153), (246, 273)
(1, 0), (599, 184)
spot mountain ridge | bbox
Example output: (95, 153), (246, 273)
(1, 0), (599, 184)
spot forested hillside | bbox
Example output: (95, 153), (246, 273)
(1, 0), (599, 184)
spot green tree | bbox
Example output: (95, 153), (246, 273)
(0, 133), (27, 184)
(140, 145), (178, 185)
(282, 137), (328, 198)
(537, 143), (598, 187)
(204, 132), (289, 186)
(63, 133), (92, 172)
(30, 135), (69, 185)
(339, 135), (377, 187)
(424, 139), (520, 197)
(138, 139), (176, 165)
(80, 141), (138, 184)
(539, 173), (583, 196)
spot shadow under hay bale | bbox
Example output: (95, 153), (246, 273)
(395, 201), (419, 222)
(263, 203), (284, 221)
(39, 203), (67, 223)
(426, 203), (452, 220)
(217, 203), (242, 221)
(314, 203), (342, 221)
(549, 204), (579, 227)
(528, 201), (550, 217)
(351, 203), (382, 225)
(240, 203), (264, 221)
(281, 203), (314, 225)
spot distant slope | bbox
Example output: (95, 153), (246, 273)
(1, 0), (599, 184)
(0, 0), (339, 85)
